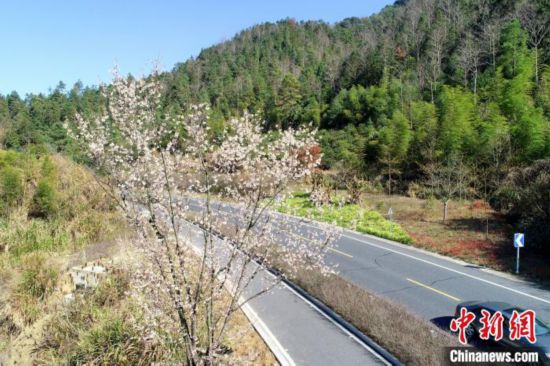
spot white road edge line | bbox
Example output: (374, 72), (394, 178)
(180, 221), (297, 366)
(180, 214), (391, 365)
(240, 300), (296, 366)
(264, 270), (393, 366)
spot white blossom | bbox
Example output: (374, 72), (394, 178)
(67, 67), (338, 364)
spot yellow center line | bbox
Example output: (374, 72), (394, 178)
(328, 247), (353, 258)
(406, 278), (461, 302)
(280, 228), (314, 243)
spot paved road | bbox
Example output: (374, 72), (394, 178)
(185, 197), (550, 333)
(165, 206), (390, 366)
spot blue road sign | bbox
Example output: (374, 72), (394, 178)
(514, 233), (524, 248)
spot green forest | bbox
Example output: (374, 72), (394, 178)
(1, 0), (549, 247)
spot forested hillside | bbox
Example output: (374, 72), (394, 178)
(163, 0), (549, 169)
(1, 0), (549, 243)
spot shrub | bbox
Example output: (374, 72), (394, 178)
(41, 156), (56, 178)
(29, 179), (58, 218)
(69, 317), (132, 365)
(0, 150), (19, 168)
(492, 159), (550, 253)
(28, 144), (50, 158)
(0, 166), (23, 212)
(91, 269), (130, 307)
(345, 175), (367, 204)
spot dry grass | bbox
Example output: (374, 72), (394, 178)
(0, 153), (125, 262)
(224, 306), (278, 365)
(0, 151), (130, 361)
(2, 237), (277, 365)
(34, 261), (167, 365)
(291, 270), (460, 365)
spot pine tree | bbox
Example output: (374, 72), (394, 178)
(274, 74), (303, 129)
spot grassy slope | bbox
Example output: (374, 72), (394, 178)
(0, 149), (275, 365)
(0, 148), (128, 363)
(0, 149), (124, 260)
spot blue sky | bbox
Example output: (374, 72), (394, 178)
(0, 0), (393, 96)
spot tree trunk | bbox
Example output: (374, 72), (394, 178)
(491, 38), (497, 73)
(535, 47), (539, 85)
(443, 200), (449, 222)
(473, 68), (477, 103)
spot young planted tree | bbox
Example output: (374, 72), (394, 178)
(67, 68), (337, 365)
(345, 174), (367, 205)
(309, 170), (333, 207)
(423, 157), (471, 222)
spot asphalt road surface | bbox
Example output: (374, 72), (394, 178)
(160, 204), (391, 365)
(186, 197), (550, 332)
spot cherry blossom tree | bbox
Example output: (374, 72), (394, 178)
(66, 67), (337, 365)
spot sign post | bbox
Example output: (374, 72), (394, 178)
(514, 233), (524, 274)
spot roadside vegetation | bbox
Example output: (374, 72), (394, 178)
(290, 270), (460, 365)
(282, 161), (550, 282)
(276, 192), (411, 243)
(356, 186), (549, 282)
